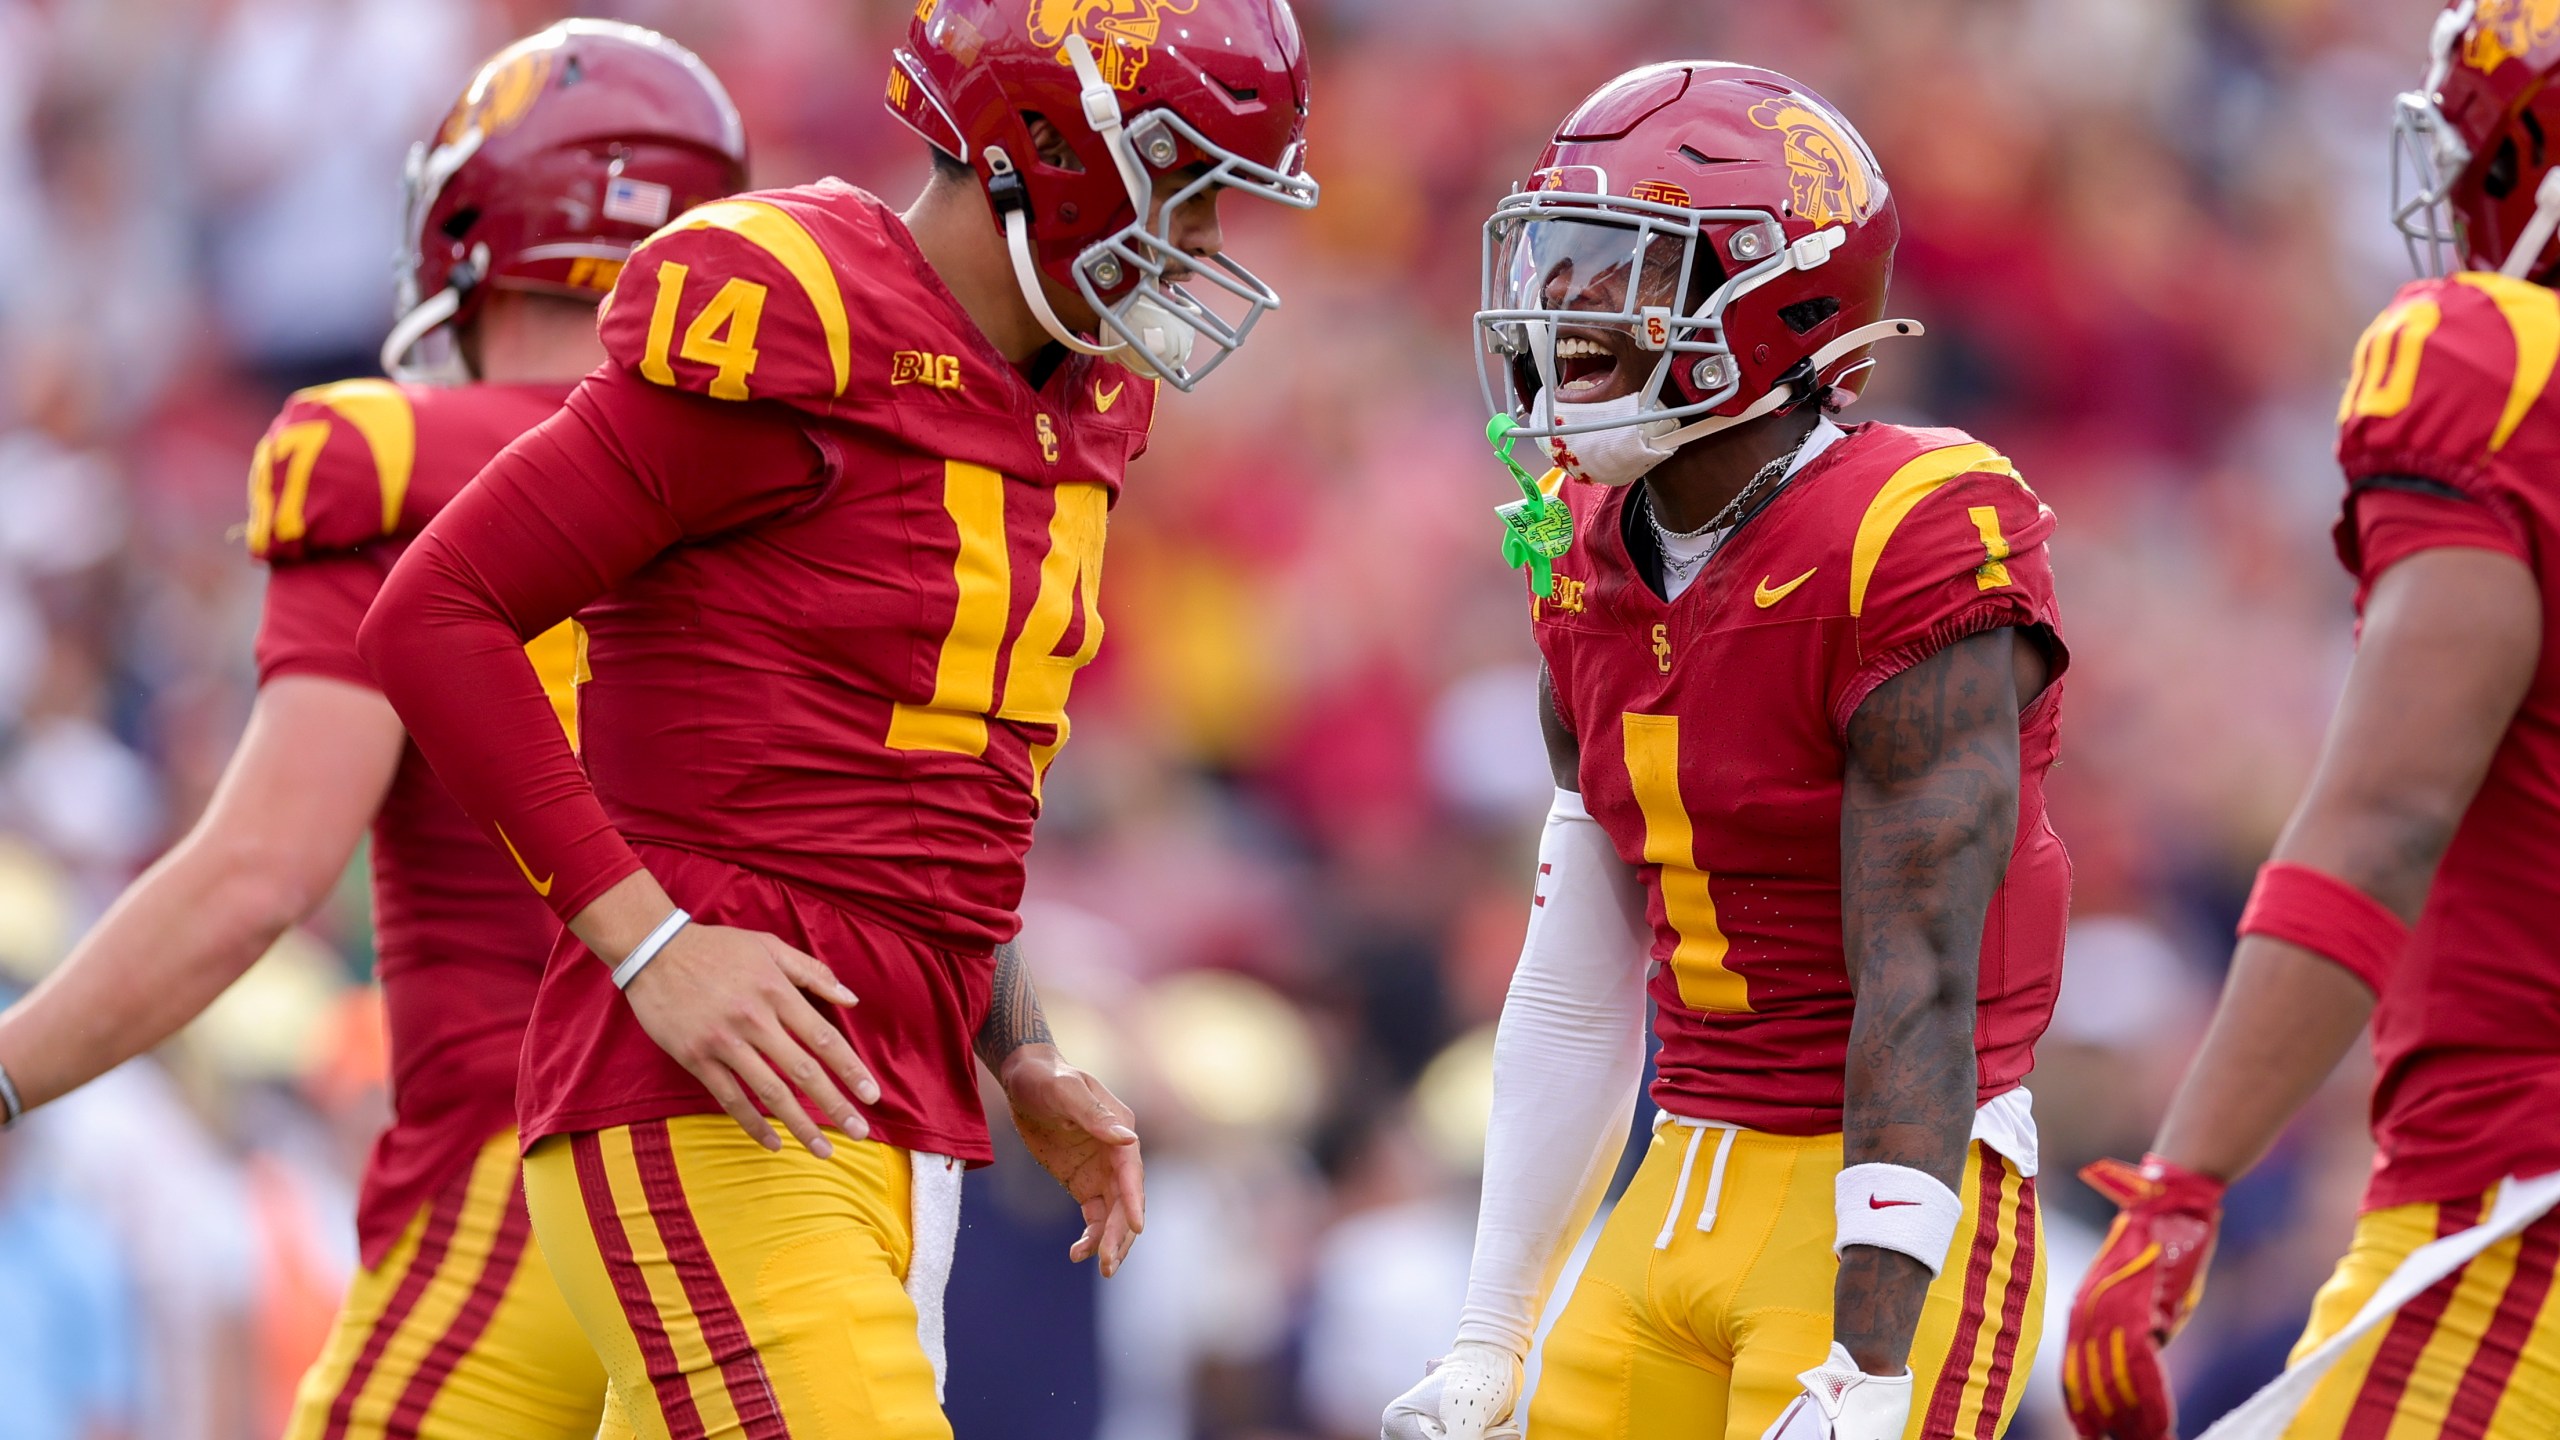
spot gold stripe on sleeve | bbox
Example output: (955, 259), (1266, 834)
(300, 379), (419, 535)
(2453, 271), (2560, 453)
(1848, 442), (2019, 619)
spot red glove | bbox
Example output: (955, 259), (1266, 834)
(2063, 1154), (2226, 1440)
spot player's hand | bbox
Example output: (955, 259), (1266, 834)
(2062, 1153), (2226, 1440)
(1760, 1344), (1913, 1440)
(622, 923), (880, 1158)
(1380, 1341), (1525, 1440)
(998, 1044), (1144, 1276)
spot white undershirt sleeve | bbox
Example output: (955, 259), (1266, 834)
(1453, 786), (1654, 1358)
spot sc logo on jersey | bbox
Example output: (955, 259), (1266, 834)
(1028, 0), (1200, 91)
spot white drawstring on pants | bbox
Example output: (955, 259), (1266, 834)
(1653, 1112), (1741, 1250)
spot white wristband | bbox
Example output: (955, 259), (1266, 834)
(611, 908), (692, 991)
(0, 1059), (22, 1129)
(1834, 1162), (1964, 1275)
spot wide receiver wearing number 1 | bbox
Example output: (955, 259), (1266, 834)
(0, 22), (745, 1437)
(358, 1), (1317, 1434)
(2066, 4), (2560, 1438)
(1389, 64), (2069, 1440)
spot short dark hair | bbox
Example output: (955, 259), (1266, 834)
(931, 145), (973, 181)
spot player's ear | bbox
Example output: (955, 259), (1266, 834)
(1023, 113), (1084, 173)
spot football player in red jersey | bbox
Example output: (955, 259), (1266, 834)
(1385, 65), (2068, 1440)
(0, 21), (747, 1439)
(353, 1), (1317, 1432)
(2065, 6), (2560, 1438)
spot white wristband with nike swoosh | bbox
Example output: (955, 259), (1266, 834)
(1833, 1162), (1964, 1275)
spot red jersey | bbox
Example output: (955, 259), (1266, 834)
(1532, 423), (2071, 1135)
(2332, 271), (2560, 1211)
(361, 183), (1157, 1158)
(247, 378), (578, 1265)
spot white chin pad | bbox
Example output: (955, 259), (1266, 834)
(1120, 296), (1196, 381)
(1539, 394), (1682, 487)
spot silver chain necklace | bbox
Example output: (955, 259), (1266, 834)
(1642, 439), (1804, 586)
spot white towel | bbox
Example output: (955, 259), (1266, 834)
(906, 1151), (965, 1401)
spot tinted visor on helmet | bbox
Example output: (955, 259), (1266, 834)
(1485, 214), (1692, 412)
(1477, 186), (1792, 440)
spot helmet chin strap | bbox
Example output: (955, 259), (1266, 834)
(996, 34), (1157, 363)
(1647, 319), (1925, 447)
(1002, 204), (1123, 359)
(2504, 169), (2560, 279)
(2427, 0), (2476, 98)
(1064, 35), (1154, 224)
(380, 284), (464, 381)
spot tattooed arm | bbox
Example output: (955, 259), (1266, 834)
(977, 936), (1149, 1275)
(1832, 627), (2041, 1374)
(975, 940), (1057, 1072)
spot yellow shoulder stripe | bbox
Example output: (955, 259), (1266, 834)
(2453, 271), (2560, 452)
(648, 200), (851, 397)
(1849, 441), (2020, 619)
(296, 379), (417, 534)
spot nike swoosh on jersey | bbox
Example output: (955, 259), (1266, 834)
(1095, 380), (1126, 413)
(496, 825), (555, 897)
(1755, 567), (1819, 608)
(1867, 1196), (1922, 1209)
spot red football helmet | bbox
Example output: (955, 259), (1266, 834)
(385, 20), (749, 380)
(2395, 0), (2560, 280)
(1476, 63), (1918, 486)
(888, 0), (1319, 389)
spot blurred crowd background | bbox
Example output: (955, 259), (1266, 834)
(0, 0), (2441, 1436)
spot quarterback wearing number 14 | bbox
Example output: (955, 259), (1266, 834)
(358, 0), (1317, 1433)
(1388, 64), (2069, 1440)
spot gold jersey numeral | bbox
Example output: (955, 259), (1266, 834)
(2339, 298), (2442, 423)
(1621, 712), (1750, 1014)
(639, 260), (769, 401)
(889, 465), (1110, 794)
(245, 418), (332, 553)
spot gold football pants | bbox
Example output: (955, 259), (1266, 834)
(1527, 1118), (2043, 1440)
(283, 1128), (607, 1439)
(524, 1115), (948, 1440)
(2278, 1186), (2560, 1440)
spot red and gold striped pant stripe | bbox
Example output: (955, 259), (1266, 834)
(283, 1129), (606, 1440)
(1922, 1151), (2043, 1440)
(1528, 1125), (2044, 1440)
(2282, 1189), (2560, 1440)
(523, 1115), (948, 1440)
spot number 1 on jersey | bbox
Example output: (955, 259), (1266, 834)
(1622, 713), (1750, 1013)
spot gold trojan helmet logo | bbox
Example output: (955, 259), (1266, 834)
(438, 39), (556, 147)
(1747, 95), (1881, 228)
(2464, 0), (2560, 72)
(1028, 0), (1202, 91)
